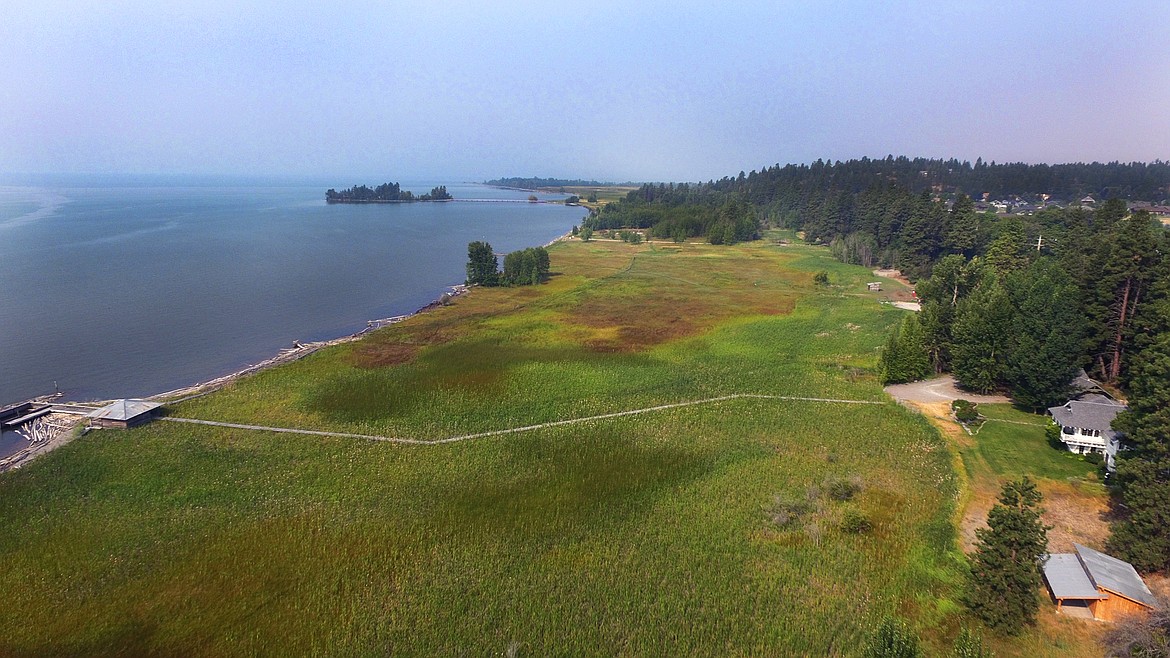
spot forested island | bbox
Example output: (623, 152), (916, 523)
(484, 176), (636, 190)
(325, 182), (452, 203)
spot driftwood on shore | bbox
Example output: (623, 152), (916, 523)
(1, 412), (83, 472)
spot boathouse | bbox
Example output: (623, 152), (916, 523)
(86, 399), (162, 429)
(1044, 544), (1159, 622)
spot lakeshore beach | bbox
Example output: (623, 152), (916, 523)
(0, 180), (585, 460)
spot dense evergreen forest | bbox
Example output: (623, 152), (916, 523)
(584, 154), (1170, 576)
(585, 157), (1169, 257)
(326, 183), (452, 202)
(484, 177), (636, 189)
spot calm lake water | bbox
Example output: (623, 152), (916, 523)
(0, 178), (585, 457)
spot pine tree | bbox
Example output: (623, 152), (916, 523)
(967, 477), (1049, 635)
(1085, 211), (1161, 382)
(1002, 258), (1083, 411)
(1107, 325), (1170, 572)
(878, 314), (930, 385)
(944, 193), (978, 257)
(465, 241), (499, 286)
(951, 278), (1013, 393)
(898, 191), (945, 279)
(984, 217), (1028, 276)
(915, 255), (985, 373)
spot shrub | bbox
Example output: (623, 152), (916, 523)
(952, 399), (980, 425)
(841, 509), (872, 534)
(814, 270), (830, 285)
(864, 616), (921, 658)
(1045, 421), (1065, 450)
(768, 496), (813, 529)
(1103, 597), (1170, 657)
(951, 627), (991, 658)
(826, 476), (863, 501)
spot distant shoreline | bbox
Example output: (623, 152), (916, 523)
(325, 198), (453, 204)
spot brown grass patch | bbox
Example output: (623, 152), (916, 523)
(1039, 481), (1110, 553)
(349, 320), (461, 368)
(351, 342), (422, 368)
(563, 244), (801, 352)
(960, 492), (996, 554)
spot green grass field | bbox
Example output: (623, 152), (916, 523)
(1, 239), (975, 655)
(966, 405), (1098, 483)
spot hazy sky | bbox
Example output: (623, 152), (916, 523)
(3, 1), (1168, 182)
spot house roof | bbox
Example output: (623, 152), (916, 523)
(1048, 395), (1125, 435)
(86, 399), (161, 421)
(1070, 369), (1108, 397)
(1044, 554), (1108, 600)
(1076, 543), (1160, 609)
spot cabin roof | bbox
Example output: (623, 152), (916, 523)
(1044, 554), (1107, 600)
(86, 399), (161, 421)
(1076, 543), (1159, 609)
(1048, 395), (1125, 434)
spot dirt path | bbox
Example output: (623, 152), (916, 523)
(885, 375), (1010, 405)
(872, 268), (912, 287)
(163, 393), (884, 446)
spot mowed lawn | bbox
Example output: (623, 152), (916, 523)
(0, 239), (965, 656)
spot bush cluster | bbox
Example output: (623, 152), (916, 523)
(951, 399), (980, 425)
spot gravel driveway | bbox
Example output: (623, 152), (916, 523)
(884, 375), (1010, 405)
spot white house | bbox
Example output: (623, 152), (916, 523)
(1047, 394), (1125, 468)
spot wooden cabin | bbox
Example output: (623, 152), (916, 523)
(86, 399), (162, 429)
(1044, 544), (1159, 622)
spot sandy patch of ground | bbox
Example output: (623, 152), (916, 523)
(958, 481), (1109, 555)
(891, 301), (921, 311)
(873, 268), (912, 286)
(885, 375), (1010, 405)
(1041, 482), (1110, 553)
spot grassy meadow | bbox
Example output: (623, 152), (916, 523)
(2, 238), (971, 655)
